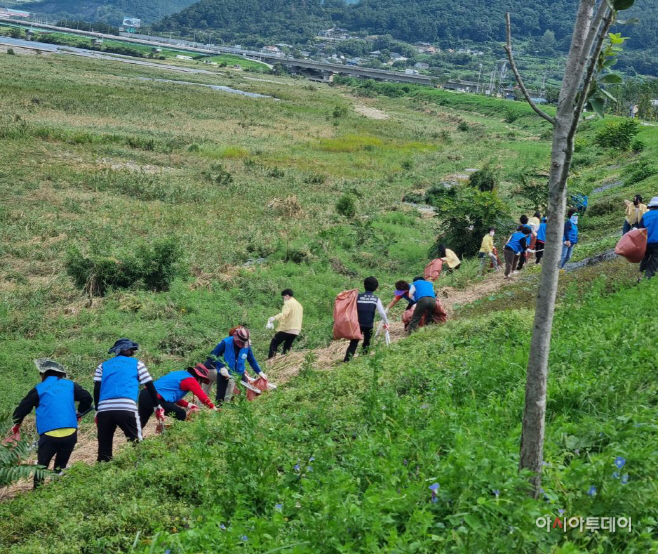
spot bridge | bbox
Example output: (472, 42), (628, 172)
(0, 18), (436, 86)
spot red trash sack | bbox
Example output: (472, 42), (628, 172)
(402, 300), (447, 331)
(246, 376), (269, 401)
(333, 289), (363, 340)
(615, 228), (647, 263)
(424, 259), (443, 282)
(490, 247), (501, 269)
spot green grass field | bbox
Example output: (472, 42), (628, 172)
(1, 47), (657, 552)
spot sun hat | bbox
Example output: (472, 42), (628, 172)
(34, 358), (67, 377)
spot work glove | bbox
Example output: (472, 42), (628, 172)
(266, 321), (274, 330)
(3, 424), (21, 444)
(257, 372), (267, 381)
(155, 406), (166, 423)
(187, 403), (200, 413)
(383, 323), (390, 331)
(219, 367), (230, 379)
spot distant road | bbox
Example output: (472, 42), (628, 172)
(0, 18), (435, 85)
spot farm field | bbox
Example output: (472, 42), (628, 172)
(0, 47), (657, 552)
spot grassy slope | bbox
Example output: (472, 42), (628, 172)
(1, 277), (657, 552)
(1, 50), (658, 552)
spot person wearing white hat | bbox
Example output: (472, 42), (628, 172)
(9, 359), (92, 488)
(638, 197), (658, 279)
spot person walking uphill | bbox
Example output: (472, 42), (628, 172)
(560, 208), (579, 270)
(138, 363), (217, 428)
(344, 277), (389, 362)
(504, 226), (532, 278)
(210, 327), (266, 403)
(407, 276), (437, 334)
(437, 244), (461, 272)
(10, 359), (92, 488)
(478, 228), (498, 274)
(94, 339), (164, 462)
(638, 197), (658, 279)
(267, 289), (303, 359)
(535, 216), (547, 264)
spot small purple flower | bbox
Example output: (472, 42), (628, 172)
(587, 485), (597, 496)
(558, 509), (565, 515)
(421, 404), (429, 410)
(309, 456), (315, 462)
(275, 503), (283, 511)
(403, 459), (408, 466)
(613, 472), (620, 479)
(621, 474), (629, 485)
(542, 461), (549, 467)
(307, 466), (313, 472)
(241, 535), (248, 542)
(493, 489), (500, 498)
(614, 456), (626, 469)
(429, 483), (440, 503)
(165, 550), (171, 554)
(574, 449), (580, 455)
(294, 464), (300, 472)
(220, 524), (226, 530)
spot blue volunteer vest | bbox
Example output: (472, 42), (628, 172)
(412, 280), (436, 302)
(99, 356), (140, 402)
(356, 292), (378, 328)
(565, 221), (579, 244)
(221, 336), (250, 375)
(154, 370), (191, 403)
(537, 220), (547, 242)
(506, 232), (526, 254)
(35, 376), (77, 435)
(643, 210), (658, 244)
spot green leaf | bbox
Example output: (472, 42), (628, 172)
(603, 58), (619, 68)
(588, 98), (605, 118)
(613, 0), (635, 10)
(599, 88), (618, 102)
(599, 74), (623, 84)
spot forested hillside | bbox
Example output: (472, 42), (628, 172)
(154, 0), (658, 52)
(15, 0), (197, 25)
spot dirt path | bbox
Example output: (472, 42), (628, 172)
(1, 271), (512, 500)
(354, 103), (390, 120)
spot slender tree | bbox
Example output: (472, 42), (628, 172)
(504, 0), (635, 496)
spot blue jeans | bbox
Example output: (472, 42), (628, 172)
(559, 244), (574, 269)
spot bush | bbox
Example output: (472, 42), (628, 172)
(424, 183), (457, 207)
(457, 121), (469, 132)
(336, 194), (357, 218)
(66, 238), (185, 296)
(587, 196), (620, 217)
(6, 48), (15, 55)
(631, 139), (645, 154)
(625, 160), (657, 185)
(332, 105), (348, 118)
(469, 166), (498, 192)
(402, 192), (424, 204)
(594, 119), (640, 150)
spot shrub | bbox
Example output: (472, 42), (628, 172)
(594, 119), (640, 150)
(424, 183), (456, 206)
(504, 107), (522, 123)
(402, 192), (424, 204)
(401, 159), (413, 170)
(469, 166), (498, 192)
(332, 105), (348, 118)
(0, 412), (47, 487)
(587, 196), (619, 217)
(336, 194), (357, 218)
(457, 121), (469, 132)
(625, 160), (656, 185)
(66, 238), (185, 296)
(631, 139), (645, 154)
(6, 48), (15, 55)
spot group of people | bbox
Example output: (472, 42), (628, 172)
(624, 195), (658, 279)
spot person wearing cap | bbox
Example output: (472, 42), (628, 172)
(638, 197), (658, 279)
(267, 288), (304, 359)
(10, 359), (92, 488)
(385, 280), (416, 312)
(407, 276), (436, 334)
(94, 339), (164, 462)
(138, 362), (218, 427)
(623, 195), (648, 235)
(210, 327), (266, 403)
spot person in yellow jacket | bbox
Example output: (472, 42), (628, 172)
(623, 195), (648, 235)
(437, 244), (461, 272)
(477, 227), (498, 274)
(267, 289), (304, 358)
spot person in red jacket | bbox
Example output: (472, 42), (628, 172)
(138, 362), (217, 427)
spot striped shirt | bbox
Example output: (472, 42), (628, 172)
(94, 360), (152, 413)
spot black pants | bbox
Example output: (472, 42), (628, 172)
(268, 331), (298, 358)
(517, 252), (527, 270)
(408, 296), (437, 333)
(97, 410), (142, 463)
(535, 241), (545, 264)
(35, 431), (77, 488)
(137, 388), (186, 428)
(640, 244), (658, 279)
(344, 326), (373, 362)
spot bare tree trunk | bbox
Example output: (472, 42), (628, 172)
(516, 0), (599, 496)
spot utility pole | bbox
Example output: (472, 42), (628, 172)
(476, 63), (483, 93)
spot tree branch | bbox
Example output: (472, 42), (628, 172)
(504, 12), (556, 126)
(569, 4), (614, 139)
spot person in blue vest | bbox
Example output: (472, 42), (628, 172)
(516, 215), (534, 271)
(504, 226), (532, 278)
(210, 327), (266, 403)
(344, 276), (389, 362)
(407, 276), (437, 334)
(638, 197), (658, 279)
(10, 359), (92, 488)
(535, 215), (548, 264)
(138, 363), (218, 427)
(559, 208), (579, 270)
(93, 339), (164, 462)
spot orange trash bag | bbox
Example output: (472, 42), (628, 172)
(402, 300), (447, 331)
(424, 259), (443, 282)
(333, 289), (363, 340)
(246, 375), (269, 401)
(615, 228), (647, 263)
